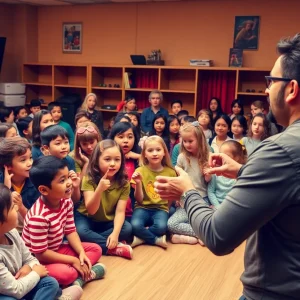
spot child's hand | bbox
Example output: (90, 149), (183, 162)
(98, 169), (111, 192)
(15, 265), (32, 279)
(71, 258), (90, 281)
(132, 172), (142, 183)
(32, 264), (48, 278)
(4, 165), (13, 189)
(125, 151), (133, 159)
(11, 191), (22, 208)
(106, 232), (119, 250)
(175, 200), (181, 207)
(78, 148), (89, 164)
(69, 170), (80, 189)
(203, 167), (210, 175)
(79, 251), (92, 272)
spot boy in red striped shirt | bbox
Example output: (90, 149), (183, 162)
(22, 156), (106, 288)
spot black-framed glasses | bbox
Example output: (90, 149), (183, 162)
(265, 76), (292, 89)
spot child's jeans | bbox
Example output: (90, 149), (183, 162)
(45, 242), (102, 286)
(74, 211), (132, 254)
(0, 276), (60, 300)
(131, 208), (169, 244)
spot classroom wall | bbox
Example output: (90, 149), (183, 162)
(0, 4), (38, 82)
(38, 0), (300, 68)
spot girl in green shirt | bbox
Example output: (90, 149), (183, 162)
(74, 140), (133, 260)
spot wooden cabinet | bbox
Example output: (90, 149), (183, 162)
(22, 63), (270, 116)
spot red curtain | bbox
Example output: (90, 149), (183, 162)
(198, 70), (236, 114)
(133, 69), (158, 109)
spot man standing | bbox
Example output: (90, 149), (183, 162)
(141, 90), (169, 133)
(154, 34), (300, 300)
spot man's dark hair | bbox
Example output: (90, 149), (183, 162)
(277, 34), (300, 84)
(0, 184), (12, 223)
(171, 99), (182, 108)
(40, 125), (69, 146)
(0, 106), (13, 123)
(16, 117), (32, 137)
(48, 102), (61, 112)
(30, 156), (68, 189)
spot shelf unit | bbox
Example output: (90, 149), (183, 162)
(236, 69), (269, 111)
(22, 63), (88, 106)
(22, 63), (270, 120)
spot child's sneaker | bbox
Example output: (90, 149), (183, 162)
(107, 242), (133, 259)
(171, 234), (198, 245)
(58, 285), (83, 300)
(155, 235), (168, 249)
(73, 262), (106, 288)
(131, 236), (145, 248)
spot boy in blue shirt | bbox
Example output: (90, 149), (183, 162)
(40, 125), (80, 203)
(48, 102), (75, 150)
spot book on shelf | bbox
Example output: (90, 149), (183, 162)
(189, 59), (213, 67)
(123, 72), (130, 88)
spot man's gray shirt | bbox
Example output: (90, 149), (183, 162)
(185, 119), (300, 300)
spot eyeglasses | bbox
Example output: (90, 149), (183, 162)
(77, 126), (97, 135)
(265, 76), (292, 89)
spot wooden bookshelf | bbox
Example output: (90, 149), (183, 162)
(22, 63), (270, 117)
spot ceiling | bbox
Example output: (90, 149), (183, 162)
(0, 0), (185, 4)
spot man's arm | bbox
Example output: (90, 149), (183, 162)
(185, 142), (299, 256)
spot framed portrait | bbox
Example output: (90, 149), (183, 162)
(228, 48), (243, 67)
(62, 23), (82, 53)
(233, 16), (260, 50)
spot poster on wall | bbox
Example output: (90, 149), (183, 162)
(63, 23), (82, 53)
(233, 16), (260, 50)
(228, 48), (243, 67)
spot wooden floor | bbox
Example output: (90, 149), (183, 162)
(81, 242), (245, 300)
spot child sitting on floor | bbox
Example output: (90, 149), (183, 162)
(74, 140), (133, 260)
(22, 156), (105, 288)
(0, 183), (83, 300)
(131, 136), (177, 249)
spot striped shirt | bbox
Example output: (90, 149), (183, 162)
(22, 197), (76, 254)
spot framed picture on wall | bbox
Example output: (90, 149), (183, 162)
(233, 16), (260, 50)
(62, 23), (82, 53)
(228, 48), (243, 67)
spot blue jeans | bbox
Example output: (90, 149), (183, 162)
(131, 208), (169, 244)
(0, 276), (60, 300)
(74, 211), (132, 254)
(239, 296), (247, 300)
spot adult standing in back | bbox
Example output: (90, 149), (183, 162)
(154, 33), (300, 300)
(141, 90), (169, 134)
